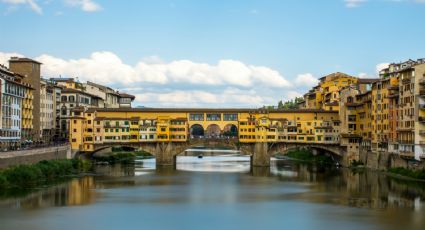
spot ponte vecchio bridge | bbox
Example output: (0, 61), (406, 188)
(70, 108), (349, 167)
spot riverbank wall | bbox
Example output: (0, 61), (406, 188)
(0, 145), (72, 169)
(359, 150), (425, 170)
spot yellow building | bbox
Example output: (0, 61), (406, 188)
(21, 82), (34, 142)
(303, 72), (359, 111)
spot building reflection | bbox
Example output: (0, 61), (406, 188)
(271, 160), (425, 211)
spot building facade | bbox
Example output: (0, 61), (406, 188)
(8, 57), (41, 142)
(0, 65), (33, 150)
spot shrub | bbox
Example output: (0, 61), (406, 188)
(3, 165), (43, 187)
(0, 174), (8, 189)
(388, 167), (425, 180)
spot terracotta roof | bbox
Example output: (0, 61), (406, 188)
(319, 72), (356, 81)
(9, 57), (42, 64)
(358, 78), (379, 84)
(119, 92), (135, 99)
(61, 88), (103, 99)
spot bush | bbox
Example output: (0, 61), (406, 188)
(388, 167), (425, 180)
(93, 151), (152, 164)
(3, 165), (43, 187)
(0, 174), (8, 189)
(351, 160), (364, 167)
(283, 149), (335, 165)
(0, 159), (89, 189)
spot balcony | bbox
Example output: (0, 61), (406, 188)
(399, 151), (415, 159)
(419, 116), (425, 122)
(420, 130), (425, 135)
(402, 78), (411, 84)
(420, 79), (425, 85)
(420, 89), (425, 96)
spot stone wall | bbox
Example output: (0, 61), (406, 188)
(0, 145), (71, 169)
(360, 150), (425, 170)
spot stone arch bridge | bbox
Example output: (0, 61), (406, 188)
(93, 139), (347, 167)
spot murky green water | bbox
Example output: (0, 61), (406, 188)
(0, 154), (424, 230)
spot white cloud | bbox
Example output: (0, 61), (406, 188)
(0, 52), (24, 65)
(1, 0), (42, 14)
(358, 72), (372, 78)
(0, 51), (304, 107)
(32, 51), (293, 89)
(344, 0), (367, 7)
(294, 73), (318, 87)
(65, 0), (102, 12)
(376, 62), (389, 73)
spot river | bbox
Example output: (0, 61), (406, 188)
(0, 152), (424, 230)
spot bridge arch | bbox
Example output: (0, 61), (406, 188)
(223, 124), (238, 137)
(190, 124), (205, 138)
(205, 124), (221, 138)
(268, 143), (345, 164)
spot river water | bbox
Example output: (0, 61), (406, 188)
(0, 153), (424, 230)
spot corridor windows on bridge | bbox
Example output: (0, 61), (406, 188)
(189, 113), (204, 121)
(223, 114), (237, 121)
(206, 113), (221, 121)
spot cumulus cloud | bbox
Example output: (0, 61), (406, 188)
(34, 51), (292, 89)
(0, 51), (297, 107)
(344, 0), (367, 7)
(1, 0), (42, 14)
(65, 0), (102, 12)
(376, 62), (389, 73)
(294, 73), (318, 87)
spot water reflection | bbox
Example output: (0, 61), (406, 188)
(176, 155), (250, 173)
(0, 155), (425, 230)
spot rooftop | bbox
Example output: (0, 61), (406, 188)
(9, 57), (42, 64)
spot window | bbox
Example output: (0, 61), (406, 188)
(189, 113), (204, 121)
(223, 114), (237, 121)
(206, 113), (221, 121)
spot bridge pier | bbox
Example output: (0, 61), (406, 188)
(155, 142), (178, 166)
(251, 142), (270, 167)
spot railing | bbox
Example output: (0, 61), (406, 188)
(0, 142), (69, 152)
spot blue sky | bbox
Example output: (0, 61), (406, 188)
(1, 0), (425, 107)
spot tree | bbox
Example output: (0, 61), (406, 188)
(279, 97), (304, 109)
(278, 100), (284, 109)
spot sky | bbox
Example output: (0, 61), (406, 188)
(0, 0), (425, 108)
